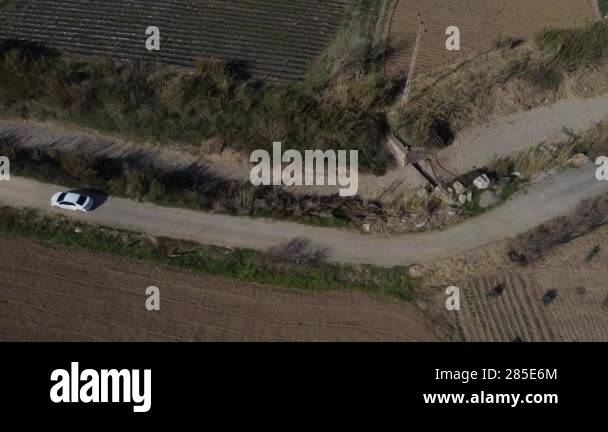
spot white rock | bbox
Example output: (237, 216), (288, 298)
(452, 181), (466, 195)
(415, 220), (427, 229)
(473, 174), (491, 190)
(467, 191), (473, 202)
(458, 194), (467, 204)
(568, 153), (590, 168)
(362, 223), (371, 233)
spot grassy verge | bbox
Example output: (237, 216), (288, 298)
(0, 206), (415, 300)
(0, 38), (398, 175)
(509, 193), (608, 264)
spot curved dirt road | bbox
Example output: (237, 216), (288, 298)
(1, 164), (607, 267)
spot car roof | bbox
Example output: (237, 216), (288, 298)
(62, 193), (83, 203)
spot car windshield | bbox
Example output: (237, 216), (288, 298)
(57, 193), (66, 202)
(76, 196), (87, 205)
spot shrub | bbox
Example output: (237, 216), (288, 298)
(0, 40), (395, 174)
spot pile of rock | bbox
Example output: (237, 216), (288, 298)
(447, 173), (505, 209)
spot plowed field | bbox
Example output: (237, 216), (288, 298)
(387, 0), (600, 74)
(0, 236), (438, 342)
(0, 0), (347, 81)
(445, 225), (608, 342)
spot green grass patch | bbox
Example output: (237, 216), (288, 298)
(462, 189), (487, 218)
(500, 181), (521, 201)
(462, 181), (522, 219)
(0, 206), (415, 300)
(600, 1), (608, 16)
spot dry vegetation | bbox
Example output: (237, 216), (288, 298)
(0, 134), (393, 229)
(0, 38), (400, 174)
(509, 195), (608, 265)
(392, 20), (608, 148)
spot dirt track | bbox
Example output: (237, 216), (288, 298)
(0, 236), (438, 342)
(2, 163), (608, 267)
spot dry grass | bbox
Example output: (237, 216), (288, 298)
(391, 21), (608, 148)
(509, 194), (608, 264)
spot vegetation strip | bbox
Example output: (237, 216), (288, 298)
(0, 135), (386, 229)
(0, 206), (415, 300)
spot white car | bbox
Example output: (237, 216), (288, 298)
(50, 192), (94, 212)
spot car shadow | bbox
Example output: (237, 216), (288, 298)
(68, 189), (108, 211)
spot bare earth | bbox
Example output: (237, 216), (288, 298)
(0, 236), (438, 342)
(387, 0), (600, 74)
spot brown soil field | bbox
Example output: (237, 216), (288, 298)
(419, 224), (608, 342)
(0, 236), (439, 342)
(387, 0), (600, 75)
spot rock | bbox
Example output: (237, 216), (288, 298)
(415, 220), (427, 230)
(467, 191), (473, 202)
(479, 190), (500, 208)
(512, 172), (522, 178)
(361, 223), (371, 233)
(145, 234), (159, 248)
(532, 171), (549, 183)
(452, 181), (466, 195)
(473, 174), (491, 190)
(458, 194), (467, 204)
(434, 186), (456, 205)
(74, 227), (83, 234)
(568, 153), (590, 168)
(415, 300), (428, 311)
(409, 265), (424, 278)
(416, 187), (429, 199)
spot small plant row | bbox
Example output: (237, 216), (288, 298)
(0, 0), (348, 82)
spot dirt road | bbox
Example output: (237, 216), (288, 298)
(1, 163), (607, 267)
(427, 95), (608, 181)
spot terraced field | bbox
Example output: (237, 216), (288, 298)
(0, 0), (347, 81)
(387, 0), (600, 75)
(447, 226), (608, 342)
